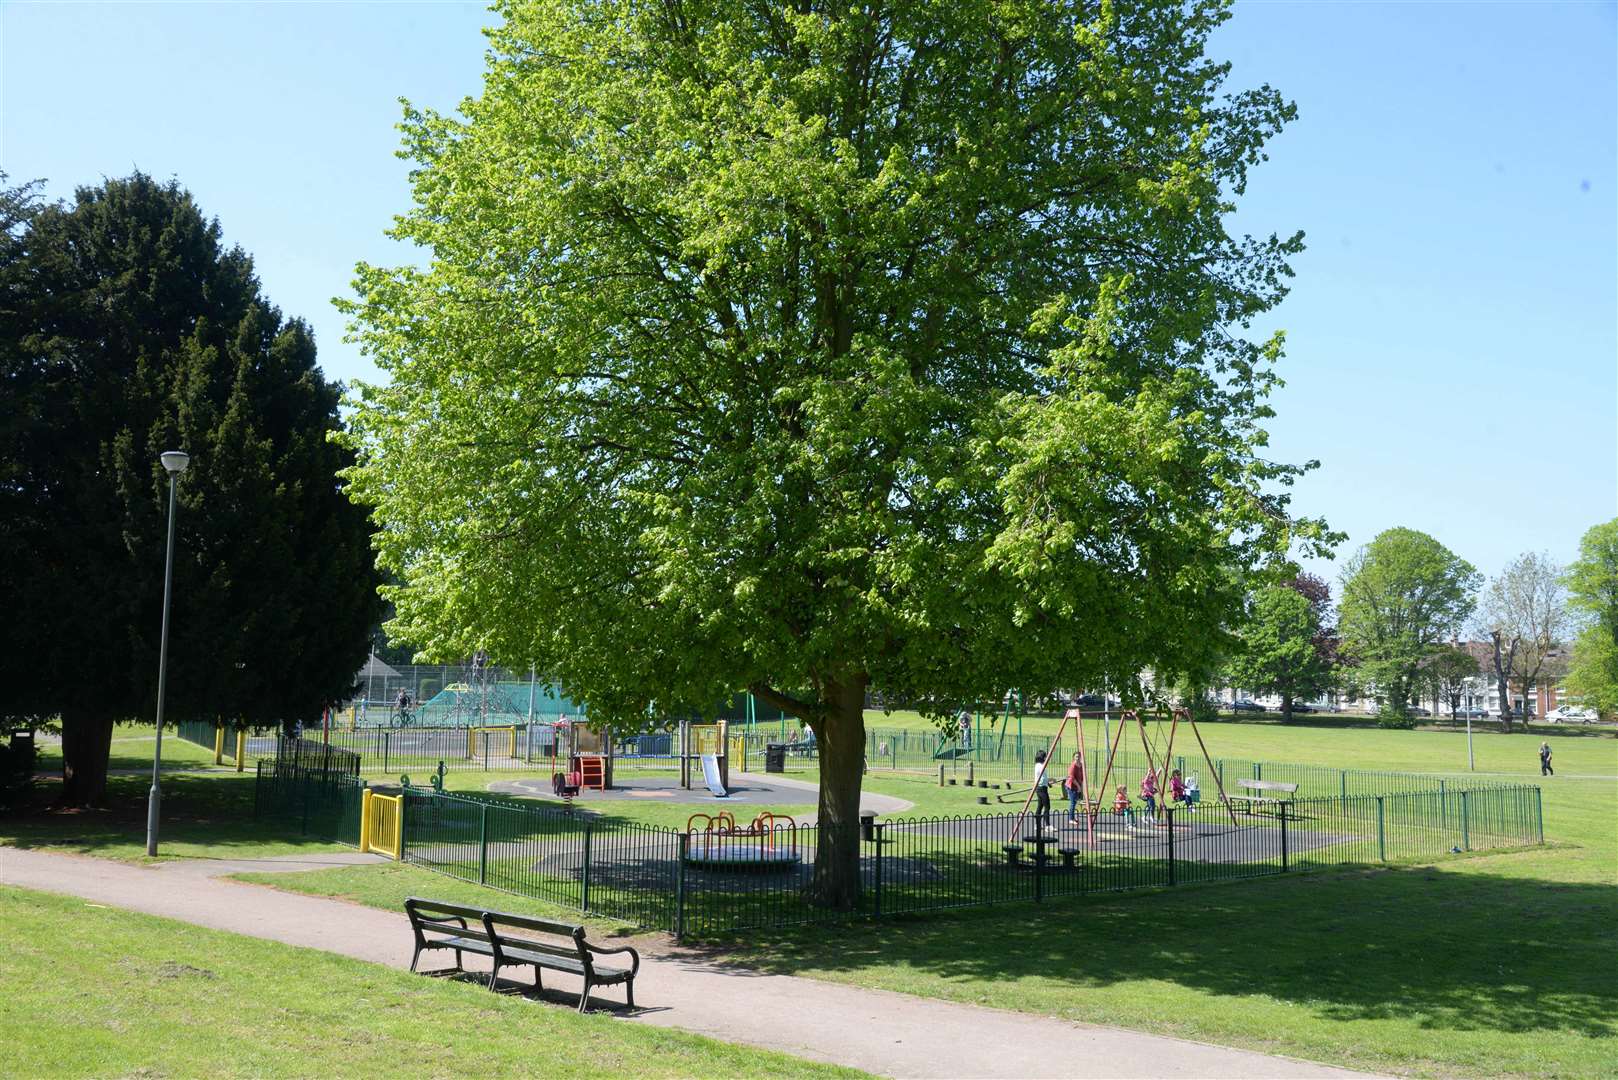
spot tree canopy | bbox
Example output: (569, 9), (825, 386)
(0, 173), (381, 804)
(1226, 577), (1334, 721)
(340, 0), (1329, 904)
(1338, 528), (1478, 726)
(1564, 519), (1618, 717)
(1473, 551), (1568, 732)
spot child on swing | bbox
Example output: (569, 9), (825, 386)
(1168, 768), (1188, 806)
(1140, 770), (1160, 824)
(1112, 784), (1134, 826)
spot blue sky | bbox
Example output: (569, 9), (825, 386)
(3, 1), (1613, 590)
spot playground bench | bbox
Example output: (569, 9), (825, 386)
(1231, 779), (1298, 816)
(404, 897), (639, 1012)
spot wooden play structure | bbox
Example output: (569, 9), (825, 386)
(1005, 706), (1238, 848)
(549, 717), (612, 799)
(679, 719), (730, 796)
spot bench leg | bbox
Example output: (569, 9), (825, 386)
(487, 961), (501, 991)
(409, 946), (421, 974)
(454, 949), (463, 973)
(625, 977), (634, 1011)
(534, 965), (543, 992)
(578, 975), (592, 1013)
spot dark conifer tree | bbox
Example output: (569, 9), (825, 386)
(0, 173), (380, 805)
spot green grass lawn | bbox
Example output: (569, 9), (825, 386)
(723, 724), (1618, 1079)
(0, 770), (341, 861)
(0, 887), (860, 1079)
(10, 721), (1612, 1077)
(32, 722), (222, 773)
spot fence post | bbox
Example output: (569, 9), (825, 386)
(1255, 761), (1262, 782)
(397, 789), (407, 862)
(1440, 779), (1447, 827)
(236, 730), (246, 772)
(360, 788), (373, 852)
(1034, 829), (1045, 903)
(674, 833), (688, 941)
(478, 803), (489, 884)
(1166, 808), (1176, 886)
(253, 760), (261, 819)
(214, 726), (225, 765)
(1376, 796), (1386, 861)
(581, 822), (593, 912)
(873, 823), (885, 918)
(1460, 790), (1470, 852)
(1340, 770), (1346, 798)
(300, 769), (311, 835)
(383, 731), (390, 775)
(1279, 801), (1289, 871)
(1535, 787), (1544, 844)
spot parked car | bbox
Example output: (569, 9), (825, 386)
(1454, 707), (1489, 719)
(1070, 693), (1118, 710)
(1289, 702), (1318, 714)
(1406, 706), (1432, 717)
(1545, 705), (1599, 724)
(1230, 699), (1268, 713)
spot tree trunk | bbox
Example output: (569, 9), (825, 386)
(807, 678), (867, 911)
(59, 710), (116, 807)
(1490, 631), (1516, 735)
(1281, 693), (1294, 724)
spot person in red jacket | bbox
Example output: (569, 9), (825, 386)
(1065, 752), (1085, 823)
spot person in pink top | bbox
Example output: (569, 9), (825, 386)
(1168, 768), (1188, 804)
(1140, 770), (1159, 823)
(1065, 752), (1085, 823)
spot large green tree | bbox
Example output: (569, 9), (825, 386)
(340, 0), (1330, 905)
(1338, 529), (1479, 727)
(1564, 519), (1618, 717)
(0, 174), (381, 805)
(1226, 577), (1334, 722)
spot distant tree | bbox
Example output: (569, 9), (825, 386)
(1563, 520), (1618, 717)
(0, 174), (381, 806)
(1226, 578), (1333, 721)
(338, 0), (1333, 906)
(1338, 529), (1479, 728)
(1421, 644), (1481, 724)
(1473, 552), (1569, 732)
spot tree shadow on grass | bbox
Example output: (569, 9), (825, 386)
(723, 862), (1618, 1041)
(0, 772), (338, 856)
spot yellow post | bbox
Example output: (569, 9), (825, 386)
(392, 798), (403, 859)
(235, 730), (247, 771)
(213, 726), (224, 765)
(360, 788), (373, 853)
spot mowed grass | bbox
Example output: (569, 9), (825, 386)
(0, 887), (860, 1079)
(33, 722), (222, 773)
(727, 724), (1618, 1079)
(0, 770), (342, 862)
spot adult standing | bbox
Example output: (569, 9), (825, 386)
(1539, 741), (1554, 776)
(1065, 751), (1084, 823)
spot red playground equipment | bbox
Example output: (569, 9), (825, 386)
(683, 811), (802, 870)
(550, 717), (610, 801)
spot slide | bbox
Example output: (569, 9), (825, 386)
(699, 753), (728, 798)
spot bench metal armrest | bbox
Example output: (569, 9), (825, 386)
(583, 941), (641, 977)
(416, 913), (469, 930)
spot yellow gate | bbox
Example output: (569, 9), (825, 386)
(360, 790), (403, 859)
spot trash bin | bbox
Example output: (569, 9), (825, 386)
(764, 744), (787, 774)
(859, 812), (877, 842)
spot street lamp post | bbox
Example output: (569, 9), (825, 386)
(146, 450), (190, 858)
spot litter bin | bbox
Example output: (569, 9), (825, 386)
(859, 812), (877, 842)
(764, 744), (787, 774)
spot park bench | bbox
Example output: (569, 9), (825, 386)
(404, 897), (640, 1012)
(1231, 779), (1298, 817)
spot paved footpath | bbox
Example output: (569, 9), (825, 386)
(2, 846), (1372, 1080)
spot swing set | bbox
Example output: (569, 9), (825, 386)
(1005, 705), (1238, 846)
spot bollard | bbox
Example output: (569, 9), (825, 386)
(939, 763), (946, 787)
(967, 761), (975, 785)
(236, 730), (246, 772)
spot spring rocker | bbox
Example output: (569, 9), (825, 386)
(549, 717), (611, 804)
(683, 810), (802, 871)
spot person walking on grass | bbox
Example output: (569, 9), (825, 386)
(1539, 741), (1554, 776)
(1065, 751), (1085, 824)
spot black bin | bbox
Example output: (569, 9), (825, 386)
(764, 743), (787, 773)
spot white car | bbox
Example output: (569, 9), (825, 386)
(1545, 705), (1599, 724)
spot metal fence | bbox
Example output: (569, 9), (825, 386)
(253, 757), (1543, 941)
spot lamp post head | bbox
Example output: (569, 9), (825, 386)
(160, 450), (190, 475)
